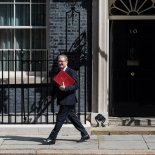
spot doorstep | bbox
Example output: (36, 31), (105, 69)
(0, 121), (91, 136)
(91, 125), (155, 135)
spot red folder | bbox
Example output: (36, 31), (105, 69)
(52, 70), (75, 87)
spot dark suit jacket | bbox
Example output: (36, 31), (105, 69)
(50, 67), (78, 105)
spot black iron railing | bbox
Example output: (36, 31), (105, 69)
(0, 49), (88, 124)
(0, 0), (92, 124)
(0, 49), (53, 124)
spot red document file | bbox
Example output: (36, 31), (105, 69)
(52, 70), (75, 87)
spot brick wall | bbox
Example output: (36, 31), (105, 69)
(48, 0), (92, 113)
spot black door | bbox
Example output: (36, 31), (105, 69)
(110, 20), (155, 117)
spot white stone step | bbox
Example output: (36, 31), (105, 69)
(109, 117), (155, 126)
(0, 121), (91, 136)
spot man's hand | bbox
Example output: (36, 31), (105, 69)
(59, 82), (65, 91)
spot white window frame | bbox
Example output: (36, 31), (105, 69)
(0, 0), (47, 84)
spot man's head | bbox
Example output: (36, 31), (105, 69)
(58, 54), (68, 70)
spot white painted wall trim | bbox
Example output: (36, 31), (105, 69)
(98, 0), (109, 114)
(91, 0), (109, 126)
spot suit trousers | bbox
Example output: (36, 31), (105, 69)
(49, 105), (88, 140)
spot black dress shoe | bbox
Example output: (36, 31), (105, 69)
(43, 138), (55, 145)
(77, 135), (90, 142)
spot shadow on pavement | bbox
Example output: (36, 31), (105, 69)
(0, 135), (78, 145)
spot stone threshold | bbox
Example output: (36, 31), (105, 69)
(91, 126), (155, 135)
(108, 117), (155, 127)
(0, 122), (91, 136)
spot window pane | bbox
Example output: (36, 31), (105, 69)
(15, 0), (30, 2)
(32, 0), (46, 3)
(15, 29), (30, 49)
(15, 4), (30, 26)
(0, 4), (13, 26)
(32, 4), (46, 26)
(0, 1), (47, 72)
(0, 0), (13, 2)
(0, 29), (13, 49)
(32, 29), (46, 49)
(0, 51), (14, 71)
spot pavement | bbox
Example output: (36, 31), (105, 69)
(1, 125), (155, 154)
(2, 134), (155, 155)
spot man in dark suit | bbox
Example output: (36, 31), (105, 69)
(44, 54), (90, 145)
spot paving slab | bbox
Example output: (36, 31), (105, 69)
(143, 135), (155, 143)
(0, 150), (36, 155)
(2, 133), (155, 154)
(0, 135), (98, 150)
(0, 139), (3, 145)
(99, 135), (148, 150)
(49, 140), (98, 150)
(146, 143), (155, 150)
(0, 144), (50, 150)
(1, 136), (43, 145)
(99, 140), (148, 150)
(99, 135), (143, 141)
(142, 135), (155, 150)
